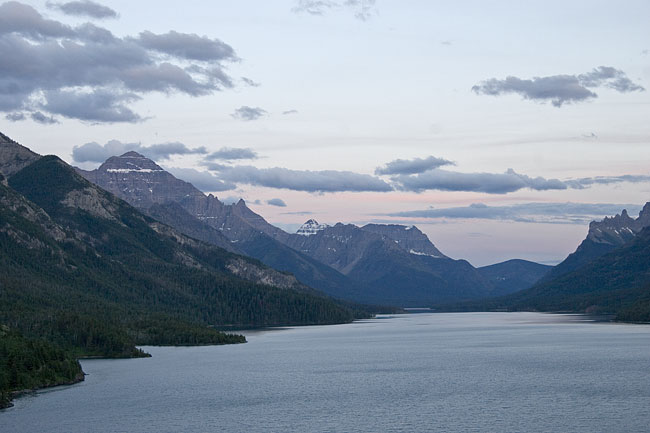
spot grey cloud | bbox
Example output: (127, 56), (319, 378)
(209, 165), (392, 193)
(164, 167), (236, 193)
(292, 0), (376, 20)
(44, 89), (142, 123)
(567, 174), (650, 188)
(241, 77), (260, 87)
(231, 106), (267, 121)
(267, 198), (287, 207)
(205, 147), (258, 161)
(30, 111), (58, 124)
(387, 202), (643, 225)
(72, 139), (207, 163)
(472, 66), (644, 107)
(0, 2), (238, 122)
(5, 112), (25, 121)
(136, 30), (236, 62)
(375, 156), (454, 176)
(393, 168), (568, 194)
(47, 0), (117, 19)
(282, 109), (299, 115)
(0, 1), (76, 39)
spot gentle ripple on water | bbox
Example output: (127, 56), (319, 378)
(2, 312), (650, 433)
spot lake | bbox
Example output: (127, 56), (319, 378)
(3, 312), (650, 432)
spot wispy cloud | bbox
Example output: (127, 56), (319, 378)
(47, 0), (118, 19)
(266, 198), (287, 207)
(231, 106), (267, 121)
(292, 0), (377, 21)
(205, 147), (258, 161)
(472, 66), (644, 107)
(386, 202), (644, 225)
(375, 156), (454, 176)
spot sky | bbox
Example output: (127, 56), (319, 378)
(1, 0), (649, 266)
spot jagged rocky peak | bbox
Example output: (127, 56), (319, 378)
(586, 202), (650, 245)
(361, 223), (448, 259)
(296, 219), (329, 236)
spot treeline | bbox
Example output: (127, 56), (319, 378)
(0, 325), (83, 409)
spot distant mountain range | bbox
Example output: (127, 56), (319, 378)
(79, 151), (552, 306)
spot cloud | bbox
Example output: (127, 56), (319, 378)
(292, 0), (376, 20)
(241, 77), (260, 87)
(44, 89), (143, 123)
(472, 66), (644, 107)
(267, 198), (287, 207)
(30, 111), (58, 124)
(231, 106), (267, 121)
(375, 156), (454, 175)
(205, 147), (258, 161)
(47, 0), (117, 19)
(393, 168), (568, 194)
(282, 211), (314, 215)
(282, 109), (299, 115)
(72, 139), (207, 163)
(208, 164), (393, 193)
(567, 174), (650, 188)
(135, 30), (237, 62)
(5, 112), (25, 121)
(386, 202), (644, 225)
(164, 167), (236, 193)
(0, 2), (238, 122)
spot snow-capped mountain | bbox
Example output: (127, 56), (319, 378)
(296, 219), (329, 236)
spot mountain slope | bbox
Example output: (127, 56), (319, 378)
(499, 225), (650, 319)
(477, 259), (552, 296)
(78, 153), (370, 301)
(279, 221), (493, 306)
(1, 151), (360, 355)
(541, 204), (650, 282)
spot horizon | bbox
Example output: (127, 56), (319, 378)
(1, 0), (649, 266)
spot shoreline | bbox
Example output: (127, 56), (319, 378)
(1, 372), (85, 410)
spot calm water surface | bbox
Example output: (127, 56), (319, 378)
(3, 312), (650, 432)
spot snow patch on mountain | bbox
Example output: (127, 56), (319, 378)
(296, 219), (329, 236)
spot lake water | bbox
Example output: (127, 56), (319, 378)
(3, 312), (650, 432)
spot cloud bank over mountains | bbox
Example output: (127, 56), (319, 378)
(71, 147), (650, 196)
(0, 1), (239, 123)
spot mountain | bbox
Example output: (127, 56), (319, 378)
(78, 152), (371, 301)
(477, 259), (552, 296)
(498, 224), (650, 320)
(541, 204), (650, 282)
(0, 132), (40, 177)
(80, 152), (549, 307)
(276, 220), (494, 306)
(0, 137), (362, 355)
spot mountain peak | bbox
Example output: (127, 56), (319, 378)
(120, 151), (147, 158)
(0, 131), (41, 177)
(296, 219), (328, 236)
